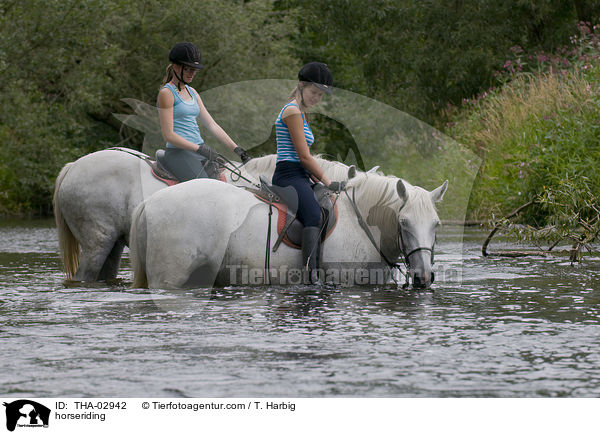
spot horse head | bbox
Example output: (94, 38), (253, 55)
(396, 179), (448, 289)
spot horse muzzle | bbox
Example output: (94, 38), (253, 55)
(410, 270), (434, 289)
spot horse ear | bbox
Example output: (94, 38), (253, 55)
(396, 179), (408, 202)
(347, 165), (356, 179)
(367, 165), (380, 174)
(430, 180), (448, 202)
(348, 164), (356, 179)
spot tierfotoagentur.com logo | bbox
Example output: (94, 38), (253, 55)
(3, 400), (50, 432)
(225, 263), (460, 286)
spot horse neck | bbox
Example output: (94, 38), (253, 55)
(351, 174), (403, 215)
(347, 175), (404, 259)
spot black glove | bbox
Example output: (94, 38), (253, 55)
(327, 181), (346, 192)
(196, 144), (218, 161)
(234, 146), (251, 164)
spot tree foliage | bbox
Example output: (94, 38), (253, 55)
(449, 22), (600, 253)
(0, 0), (297, 215)
(276, 0), (599, 122)
(1, 0), (599, 216)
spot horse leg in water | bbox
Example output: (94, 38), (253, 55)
(130, 180), (246, 289)
(73, 231), (121, 282)
(146, 231), (228, 289)
(97, 237), (126, 281)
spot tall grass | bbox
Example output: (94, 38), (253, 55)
(451, 68), (599, 220)
(448, 23), (600, 251)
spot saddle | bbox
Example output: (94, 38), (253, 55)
(254, 175), (338, 250)
(150, 149), (226, 185)
(151, 150), (180, 186)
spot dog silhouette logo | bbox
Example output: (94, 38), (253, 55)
(3, 400), (50, 432)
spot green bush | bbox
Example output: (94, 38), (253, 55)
(448, 23), (600, 248)
(0, 0), (297, 216)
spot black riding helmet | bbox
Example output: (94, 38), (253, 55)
(298, 62), (333, 94)
(169, 42), (203, 69)
(168, 42), (203, 90)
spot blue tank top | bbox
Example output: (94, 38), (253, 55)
(162, 83), (204, 148)
(275, 102), (314, 162)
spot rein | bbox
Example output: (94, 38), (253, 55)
(107, 147), (153, 163)
(107, 147), (260, 188)
(344, 188), (402, 270)
(216, 152), (261, 188)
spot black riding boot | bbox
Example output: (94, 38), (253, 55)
(302, 226), (322, 285)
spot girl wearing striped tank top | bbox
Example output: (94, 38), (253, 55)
(272, 62), (344, 283)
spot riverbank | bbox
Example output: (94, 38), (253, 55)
(447, 24), (600, 227)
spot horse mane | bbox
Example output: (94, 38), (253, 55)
(242, 154), (277, 177)
(241, 154), (352, 181)
(241, 154), (437, 220)
(348, 172), (437, 222)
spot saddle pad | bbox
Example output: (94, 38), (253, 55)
(254, 193), (338, 250)
(151, 163), (179, 186)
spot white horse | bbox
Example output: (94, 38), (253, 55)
(129, 167), (448, 289)
(53, 149), (349, 281)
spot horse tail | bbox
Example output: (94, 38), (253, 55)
(53, 162), (79, 280)
(130, 200), (148, 288)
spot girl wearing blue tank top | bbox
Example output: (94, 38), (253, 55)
(272, 62), (344, 283)
(157, 42), (251, 181)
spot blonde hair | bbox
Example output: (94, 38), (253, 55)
(161, 64), (175, 88)
(287, 84), (299, 102)
(286, 81), (311, 120)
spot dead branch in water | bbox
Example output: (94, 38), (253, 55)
(482, 200), (535, 257)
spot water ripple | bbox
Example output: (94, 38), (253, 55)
(0, 222), (599, 397)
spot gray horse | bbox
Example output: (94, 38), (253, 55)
(130, 166), (448, 289)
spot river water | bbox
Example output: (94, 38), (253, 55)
(1, 219), (598, 397)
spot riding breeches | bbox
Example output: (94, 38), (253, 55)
(162, 148), (218, 182)
(272, 161), (321, 228)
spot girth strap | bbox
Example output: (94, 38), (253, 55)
(265, 202), (273, 284)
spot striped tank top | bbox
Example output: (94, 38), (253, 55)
(275, 102), (314, 162)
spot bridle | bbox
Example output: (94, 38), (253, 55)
(345, 187), (436, 285)
(398, 227), (435, 268)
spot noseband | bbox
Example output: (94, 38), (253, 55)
(398, 229), (435, 268)
(397, 227), (436, 286)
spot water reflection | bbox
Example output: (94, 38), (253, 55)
(0, 220), (599, 397)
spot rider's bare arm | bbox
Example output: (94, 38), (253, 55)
(192, 88), (239, 153)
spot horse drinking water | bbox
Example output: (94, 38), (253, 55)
(129, 166), (448, 289)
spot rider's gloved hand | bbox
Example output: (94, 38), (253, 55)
(234, 146), (252, 164)
(196, 144), (218, 161)
(327, 181), (346, 192)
